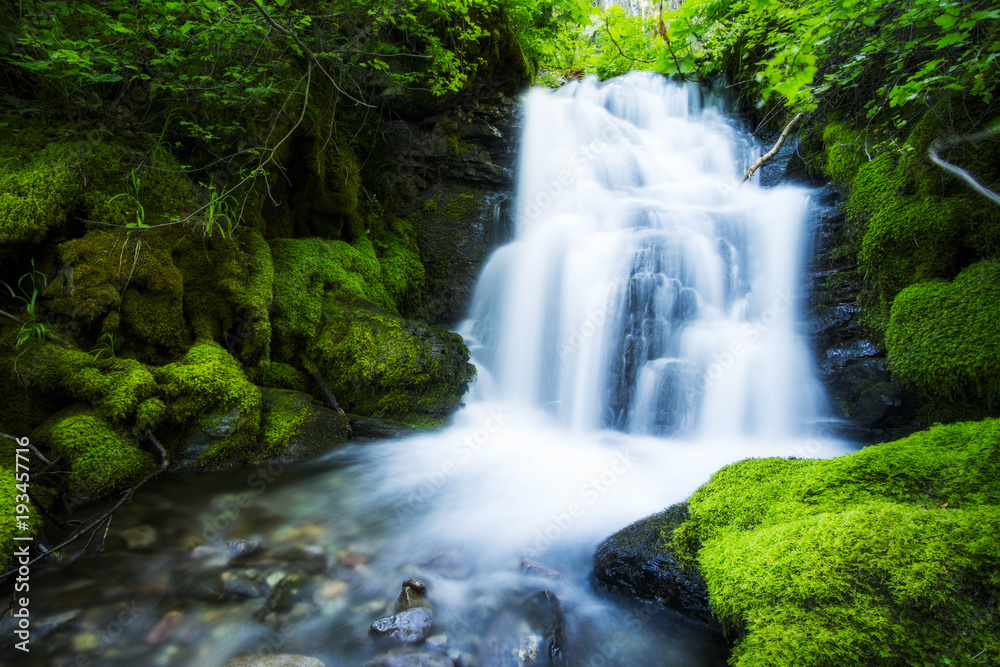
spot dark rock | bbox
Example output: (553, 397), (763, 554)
(365, 647), (455, 667)
(261, 389), (351, 462)
(222, 569), (271, 598)
(805, 187), (923, 442)
(523, 590), (567, 666)
(169, 565), (231, 602)
(395, 578), (431, 612)
(349, 415), (423, 440)
(256, 572), (316, 618)
(593, 505), (717, 629)
(227, 539), (263, 560)
(370, 607), (435, 644)
(172, 406), (244, 472)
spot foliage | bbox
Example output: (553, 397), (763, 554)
(658, 0), (1000, 123)
(672, 419), (1000, 666)
(2, 260), (52, 347)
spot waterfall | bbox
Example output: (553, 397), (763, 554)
(462, 72), (825, 438)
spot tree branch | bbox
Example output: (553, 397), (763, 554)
(742, 112), (804, 182)
(603, 25), (655, 65)
(928, 122), (1000, 207)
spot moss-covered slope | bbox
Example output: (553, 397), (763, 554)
(670, 419), (1000, 666)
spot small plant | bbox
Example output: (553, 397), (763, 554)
(90, 331), (117, 361)
(2, 259), (51, 347)
(202, 183), (237, 238)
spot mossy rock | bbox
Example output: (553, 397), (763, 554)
(886, 260), (1000, 420)
(671, 419), (1000, 666)
(32, 405), (157, 502)
(0, 456), (43, 568)
(310, 301), (474, 428)
(10, 341), (156, 424)
(857, 196), (965, 329)
(260, 388), (350, 462)
(821, 122), (868, 183)
(156, 342), (263, 468)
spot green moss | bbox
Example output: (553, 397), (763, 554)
(886, 261), (1000, 418)
(310, 301), (474, 427)
(857, 196), (964, 330)
(154, 341), (261, 427)
(248, 361), (309, 392)
(260, 389), (313, 456)
(135, 397), (167, 432)
(32, 406), (157, 501)
(0, 461), (43, 568)
(822, 122), (868, 183)
(844, 152), (904, 227)
(673, 419), (1000, 666)
(443, 191), (477, 219)
(13, 343), (156, 423)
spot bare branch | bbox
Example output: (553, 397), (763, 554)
(928, 122), (1000, 207)
(742, 113), (804, 182)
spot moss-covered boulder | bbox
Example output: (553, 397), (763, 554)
(32, 406), (158, 502)
(593, 504), (716, 628)
(270, 236), (472, 428)
(260, 388), (350, 462)
(886, 260), (1000, 420)
(665, 420), (1000, 666)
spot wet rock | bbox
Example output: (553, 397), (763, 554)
(365, 647), (455, 667)
(349, 415), (423, 440)
(172, 406), (245, 472)
(146, 610), (185, 645)
(227, 539), (264, 560)
(370, 607), (435, 644)
(338, 550), (372, 568)
(223, 655), (325, 667)
(520, 559), (562, 579)
(317, 578), (349, 600)
(222, 569), (271, 598)
(518, 634), (541, 665)
(119, 525), (157, 550)
(170, 565), (230, 602)
(593, 504), (717, 629)
(256, 572), (316, 618)
(263, 388), (351, 462)
(523, 590), (566, 666)
(395, 578), (431, 612)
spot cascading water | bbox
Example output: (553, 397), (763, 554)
(464, 72), (824, 437)
(4, 73), (852, 667)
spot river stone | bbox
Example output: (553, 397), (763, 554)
(365, 647), (454, 667)
(593, 504), (718, 629)
(223, 656), (325, 667)
(370, 607), (434, 644)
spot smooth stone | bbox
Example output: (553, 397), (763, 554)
(395, 578), (430, 612)
(222, 570), (271, 598)
(365, 647), (454, 667)
(222, 655), (326, 667)
(120, 525), (157, 550)
(146, 610), (185, 645)
(369, 607), (434, 644)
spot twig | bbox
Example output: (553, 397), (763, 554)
(742, 112), (804, 182)
(246, 0), (373, 108)
(603, 25), (655, 64)
(0, 433), (169, 584)
(2, 431), (52, 465)
(928, 122), (1000, 207)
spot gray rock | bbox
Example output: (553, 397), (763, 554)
(370, 607), (435, 644)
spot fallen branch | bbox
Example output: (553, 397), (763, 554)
(0, 433), (169, 585)
(742, 112), (804, 182)
(928, 122), (1000, 207)
(301, 358), (351, 434)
